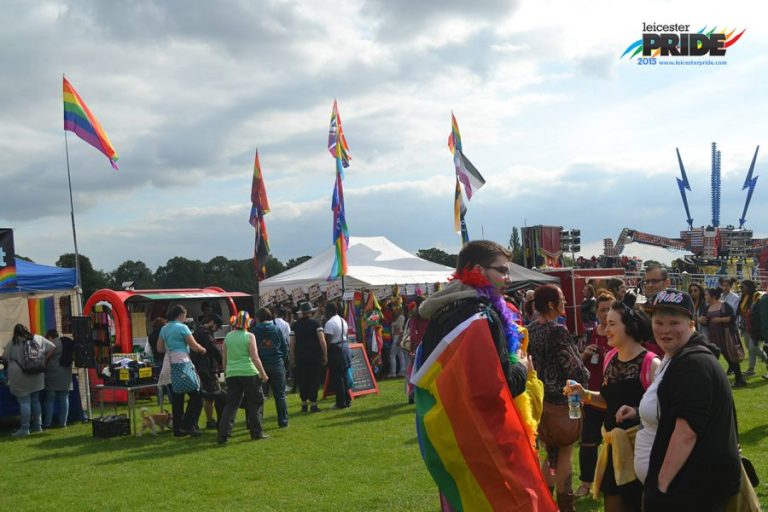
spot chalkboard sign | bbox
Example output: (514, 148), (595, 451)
(322, 343), (379, 400)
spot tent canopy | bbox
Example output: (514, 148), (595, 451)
(504, 263), (559, 291)
(259, 236), (558, 296)
(259, 237), (454, 295)
(0, 258), (77, 294)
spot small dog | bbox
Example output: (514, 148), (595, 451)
(140, 408), (173, 436)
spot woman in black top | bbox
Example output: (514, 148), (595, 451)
(641, 289), (740, 511)
(567, 303), (660, 512)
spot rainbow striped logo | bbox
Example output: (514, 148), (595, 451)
(0, 265), (16, 289)
(621, 25), (746, 59)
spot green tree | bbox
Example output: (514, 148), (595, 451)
(109, 260), (155, 290)
(416, 248), (457, 268)
(509, 227), (523, 266)
(56, 253), (109, 301)
(154, 257), (206, 289)
(15, 254), (34, 262)
(264, 255), (286, 277)
(285, 255), (311, 270)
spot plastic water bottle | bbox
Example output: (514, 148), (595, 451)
(567, 379), (582, 419)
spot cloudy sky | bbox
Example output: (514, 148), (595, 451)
(2, 0), (767, 274)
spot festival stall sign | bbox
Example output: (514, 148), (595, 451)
(405, 284), (416, 296)
(308, 283), (322, 302)
(322, 342), (379, 400)
(342, 290), (355, 301)
(261, 290), (276, 306)
(375, 287), (389, 300)
(0, 229), (17, 290)
(325, 282), (342, 300)
(274, 287), (289, 303)
(291, 287), (306, 305)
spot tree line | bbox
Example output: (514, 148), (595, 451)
(37, 228), (529, 302)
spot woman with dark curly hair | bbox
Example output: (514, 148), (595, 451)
(566, 303), (660, 511)
(529, 284), (589, 511)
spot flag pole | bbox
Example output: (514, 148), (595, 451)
(63, 126), (83, 314)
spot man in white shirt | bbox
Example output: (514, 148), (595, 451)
(324, 302), (351, 409)
(720, 277), (740, 314)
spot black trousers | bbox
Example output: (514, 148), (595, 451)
(218, 375), (264, 440)
(295, 357), (323, 403)
(328, 345), (351, 407)
(170, 389), (203, 434)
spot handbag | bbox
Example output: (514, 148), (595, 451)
(723, 324), (746, 363)
(538, 401), (582, 447)
(170, 361), (201, 394)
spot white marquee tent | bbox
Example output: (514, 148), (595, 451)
(258, 236), (454, 298)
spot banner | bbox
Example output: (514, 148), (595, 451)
(325, 282), (342, 300)
(0, 228), (17, 290)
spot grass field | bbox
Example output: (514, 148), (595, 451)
(1, 370), (766, 511)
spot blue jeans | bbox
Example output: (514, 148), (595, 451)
(17, 391), (42, 432)
(44, 390), (70, 427)
(263, 361), (288, 427)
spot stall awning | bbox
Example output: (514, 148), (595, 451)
(124, 291), (252, 302)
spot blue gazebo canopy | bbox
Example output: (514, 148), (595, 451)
(0, 258), (77, 293)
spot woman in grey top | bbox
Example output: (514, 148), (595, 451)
(2, 324), (55, 437)
(43, 329), (72, 428)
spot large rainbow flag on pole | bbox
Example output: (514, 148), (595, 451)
(63, 77), (119, 170)
(249, 149), (271, 280)
(328, 100), (350, 280)
(412, 313), (556, 512)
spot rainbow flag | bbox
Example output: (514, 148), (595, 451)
(249, 149), (271, 280)
(328, 100), (350, 280)
(0, 265), (17, 289)
(448, 111), (462, 155)
(63, 77), (119, 170)
(412, 313), (556, 512)
(28, 297), (56, 336)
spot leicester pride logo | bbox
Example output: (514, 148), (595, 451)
(621, 24), (746, 59)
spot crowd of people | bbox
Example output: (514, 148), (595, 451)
(3, 243), (767, 510)
(413, 242), (763, 512)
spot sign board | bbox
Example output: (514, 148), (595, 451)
(322, 343), (379, 400)
(275, 287), (289, 303)
(325, 282), (342, 300)
(704, 275), (721, 289)
(0, 228), (17, 290)
(261, 290), (275, 306)
(405, 284), (416, 296)
(291, 287), (306, 305)
(308, 283), (322, 302)
(375, 287), (389, 300)
(342, 290), (355, 301)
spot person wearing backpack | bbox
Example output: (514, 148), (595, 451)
(43, 329), (73, 429)
(565, 302), (661, 511)
(1, 324), (55, 437)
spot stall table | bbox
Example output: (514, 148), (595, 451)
(94, 383), (157, 436)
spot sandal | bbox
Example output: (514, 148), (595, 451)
(574, 483), (591, 498)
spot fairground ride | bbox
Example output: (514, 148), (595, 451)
(602, 143), (768, 274)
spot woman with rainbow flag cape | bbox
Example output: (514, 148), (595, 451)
(412, 240), (556, 512)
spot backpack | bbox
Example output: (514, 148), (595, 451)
(18, 335), (48, 374)
(603, 348), (656, 390)
(750, 293), (766, 342)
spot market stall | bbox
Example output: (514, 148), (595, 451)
(0, 257), (82, 419)
(82, 287), (252, 401)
